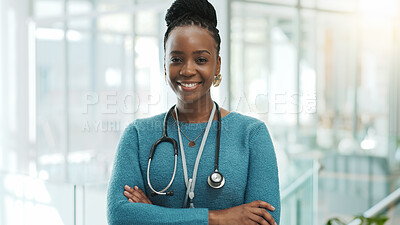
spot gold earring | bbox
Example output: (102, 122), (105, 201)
(213, 74), (222, 87)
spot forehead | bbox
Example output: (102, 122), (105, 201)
(165, 26), (217, 54)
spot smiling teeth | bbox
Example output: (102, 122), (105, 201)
(180, 83), (198, 87)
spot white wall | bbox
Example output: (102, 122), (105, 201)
(0, 0), (32, 174)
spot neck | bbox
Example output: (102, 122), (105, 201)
(175, 97), (215, 123)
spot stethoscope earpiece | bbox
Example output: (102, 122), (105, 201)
(207, 171), (225, 189)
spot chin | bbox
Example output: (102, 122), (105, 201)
(179, 97), (199, 104)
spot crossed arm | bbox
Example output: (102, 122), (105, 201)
(123, 185), (277, 225)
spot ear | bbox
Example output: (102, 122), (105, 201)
(216, 56), (221, 75)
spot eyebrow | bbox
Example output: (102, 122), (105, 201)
(169, 50), (211, 55)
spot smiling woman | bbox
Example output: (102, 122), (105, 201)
(106, 0), (281, 224)
(165, 25), (221, 111)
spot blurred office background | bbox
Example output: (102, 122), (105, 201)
(1, 0), (400, 224)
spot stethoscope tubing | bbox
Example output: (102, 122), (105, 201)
(146, 106), (178, 196)
(146, 102), (224, 205)
(147, 155), (177, 196)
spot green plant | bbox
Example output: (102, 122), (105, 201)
(326, 214), (388, 225)
(326, 218), (346, 225)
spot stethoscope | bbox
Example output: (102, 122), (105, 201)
(146, 101), (225, 208)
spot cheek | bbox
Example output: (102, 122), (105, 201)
(199, 67), (216, 80)
(165, 68), (178, 87)
(165, 65), (174, 78)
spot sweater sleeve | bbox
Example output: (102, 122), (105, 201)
(244, 123), (281, 224)
(107, 123), (209, 225)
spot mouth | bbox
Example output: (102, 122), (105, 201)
(177, 81), (202, 90)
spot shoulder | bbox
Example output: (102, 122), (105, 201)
(121, 113), (166, 137)
(225, 112), (267, 130)
(132, 113), (165, 128)
(224, 112), (272, 141)
(129, 113), (166, 128)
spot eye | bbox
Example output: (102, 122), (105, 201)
(170, 57), (182, 63)
(196, 57), (208, 64)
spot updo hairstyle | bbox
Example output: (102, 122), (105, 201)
(164, 0), (221, 55)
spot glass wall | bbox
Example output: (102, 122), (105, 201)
(33, 0), (170, 184)
(230, 0), (399, 224)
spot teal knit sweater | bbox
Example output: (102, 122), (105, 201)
(107, 111), (280, 225)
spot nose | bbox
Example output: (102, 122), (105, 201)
(180, 60), (196, 77)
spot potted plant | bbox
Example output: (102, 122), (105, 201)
(326, 214), (388, 225)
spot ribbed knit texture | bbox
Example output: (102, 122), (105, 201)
(107, 111), (280, 225)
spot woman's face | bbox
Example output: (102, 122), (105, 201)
(164, 25), (221, 104)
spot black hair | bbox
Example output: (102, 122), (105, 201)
(164, 0), (221, 55)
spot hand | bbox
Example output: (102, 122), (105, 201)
(123, 185), (152, 204)
(209, 200), (276, 225)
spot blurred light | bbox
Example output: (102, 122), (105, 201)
(33, 204), (64, 225)
(5, 197), (23, 225)
(36, 28), (64, 40)
(338, 138), (359, 153)
(105, 68), (122, 87)
(271, 27), (288, 42)
(135, 38), (158, 67)
(38, 170), (49, 180)
(29, 162), (37, 177)
(66, 30), (83, 41)
(98, 14), (131, 33)
(5, 196), (64, 225)
(361, 128), (377, 150)
(301, 61), (316, 94)
(4, 174), (24, 198)
(36, 28), (83, 42)
(32, 179), (51, 203)
(38, 153), (64, 165)
(67, 0), (91, 15)
(3, 174), (65, 224)
(4, 174), (52, 202)
(359, 0), (398, 18)
(67, 151), (92, 163)
(361, 139), (376, 150)
(35, 1), (63, 18)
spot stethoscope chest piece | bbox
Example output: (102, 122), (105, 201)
(207, 170), (225, 189)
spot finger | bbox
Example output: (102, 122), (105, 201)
(125, 185), (149, 203)
(124, 185), (135, 194)
(134, 186), (146, 197)
(131, 187), (152, 204)
(124, 190), (134, 200)
(249, 200), (275, 211)
(124, 185), (152, 204)
(133, 186), (147, 199)
(124, 188), (146, 203)
(126, 185), (143, 196)
(248, 212), (270, 225)
(250, 208), (276, 225)
(130, 194), (144, 203)
(134, 186), (152, 204)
